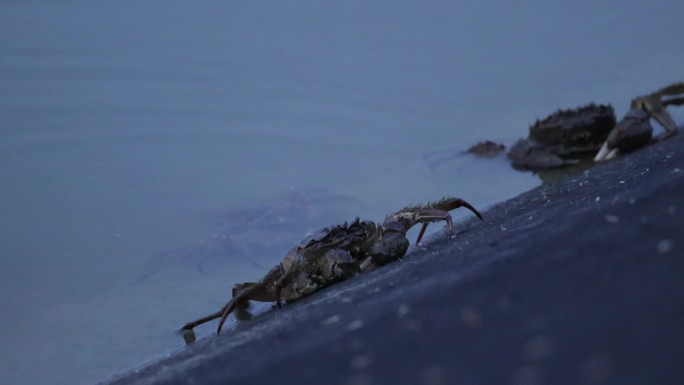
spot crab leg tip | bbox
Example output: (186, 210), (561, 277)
(216, 304), (233, 335)
(594, 142), (610, 162)
(217, 313), (229, 335)
(464, 203), (483, 221)
(415, 223), (429, 244)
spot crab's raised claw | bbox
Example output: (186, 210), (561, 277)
(216, 285), (261, 335)
(414, 199), (483, 244)
(442, 198), (484, 222)
(663, 96), (684, 108)
(413, 209), (453, 245)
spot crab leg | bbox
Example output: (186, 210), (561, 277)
(216, 300), (238, 335)
(655, 82), (684, 98)
(634, 82), (684, 141)
(663, 96), (684, 107)
(180, 291), (248, 336)
(651, 109), (678, 141)
(181, 310), (223, 331)
(414, 210), (453, 244)
(216, 285), (262, 334)
(274, 268), (299, 308)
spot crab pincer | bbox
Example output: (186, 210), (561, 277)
(383, 197), (483, 244)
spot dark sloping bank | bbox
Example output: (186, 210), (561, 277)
(105, 134), (684, 385)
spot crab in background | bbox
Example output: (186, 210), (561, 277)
(506, 103), (616, 170)
(595, 82), (684, 161)
(459, 82), (683, 171)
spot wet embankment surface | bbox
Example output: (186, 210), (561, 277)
(104, 134), (684, 385)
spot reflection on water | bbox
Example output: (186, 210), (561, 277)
(140, 188), (365, 281)
(1, 1), (683, 385)
(534, 156), (599, 184)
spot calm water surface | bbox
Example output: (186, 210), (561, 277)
(1, 2), (683, 384)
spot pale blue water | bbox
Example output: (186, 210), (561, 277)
(1, 1), (683, 384)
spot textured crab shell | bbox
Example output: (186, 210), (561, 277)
(529, 103), (616, 154)
(317, 249), (359, 279)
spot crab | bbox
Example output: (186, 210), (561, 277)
(595, 82), (684, 161)
(180, 197), (483, 340)
(507, 103), (616, 171)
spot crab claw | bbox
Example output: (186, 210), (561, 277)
(594, 109), (653, 161)
(415, 198), (483, 244)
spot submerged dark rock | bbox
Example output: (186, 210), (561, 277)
(466, 140), (506, 158)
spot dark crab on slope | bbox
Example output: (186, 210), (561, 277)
(181, 196), (483, 343)
(595, 82), (684, 161)
(507, 103), (616, 171)
(466, 82), (684, 171)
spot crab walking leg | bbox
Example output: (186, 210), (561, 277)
(660, 95), (684, 141)
(181, 310), (223, 331)
(416, 223), (429, 245)
(656, 82), (684, 98)
(274, 268), (299, 308)
(216, 284), (266, 335)
(216, 299), (239, 335)
(414, 210), (453, 244)
(216, 262), (293, 335)
(652, 109), (678, 140)
(635, 82), (684, 142)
